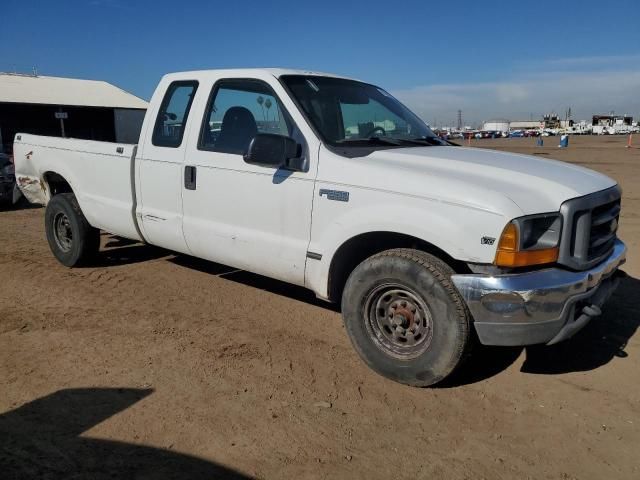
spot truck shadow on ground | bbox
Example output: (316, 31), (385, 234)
(441, 273), (640, 387)
(91, 234), (170, 267)
(0, 388), (252, 479)
(169, 254), (341, 311)
(0, 196), (41, 211)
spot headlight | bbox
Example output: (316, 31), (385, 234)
(494, 213), (562, 267)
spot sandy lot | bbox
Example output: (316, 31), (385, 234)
(1, 135), (638, 479)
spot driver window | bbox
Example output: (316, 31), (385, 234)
(199, 80), (293, 155)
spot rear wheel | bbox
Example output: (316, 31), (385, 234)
(341, 248), (471, 386)
(45, 193), (99, 267)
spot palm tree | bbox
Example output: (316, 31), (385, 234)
(256, 96), (265, 121)
(264, 98), (272, 123)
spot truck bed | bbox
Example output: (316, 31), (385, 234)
(13, 134), (142, 241)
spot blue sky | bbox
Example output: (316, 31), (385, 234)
(2, 0), (639, 125)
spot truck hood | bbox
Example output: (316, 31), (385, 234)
(359, 146), (617, 215)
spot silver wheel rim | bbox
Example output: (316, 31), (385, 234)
(364, 283), (434, 359)
(53, 212), (73, 252)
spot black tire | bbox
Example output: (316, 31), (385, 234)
(341, 248), (471, 387)
(45, 193), (100, 267)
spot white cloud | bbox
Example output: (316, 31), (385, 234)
(393, 55), (640, 127)
(495, 84), (530, 104)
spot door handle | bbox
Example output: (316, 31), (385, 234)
(184, 165), (197, 190)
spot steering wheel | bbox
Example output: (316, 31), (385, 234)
(364, 126), (386, 138)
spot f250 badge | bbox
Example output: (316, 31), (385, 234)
(481, 236), (496, 245)
(319, 189), (350, 202)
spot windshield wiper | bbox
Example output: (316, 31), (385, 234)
(337, 137), (405, 146)
(403, 137), (448, 146)
(336, 136), (450, 148)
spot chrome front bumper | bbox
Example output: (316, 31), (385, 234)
(451, 239), (627, 346)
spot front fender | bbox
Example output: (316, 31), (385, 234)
(305, 190), (510, 299)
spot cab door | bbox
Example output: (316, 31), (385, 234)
(137, 80), (198, 254)
(181, 77), (317, 286)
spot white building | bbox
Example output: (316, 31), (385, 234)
(509, 120), (544, 131)
(0, 73), (148, 153)
(482, 119), (510, 132)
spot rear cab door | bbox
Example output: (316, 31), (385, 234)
(136, 77), (199, 254)
(180, 71), (320, 285)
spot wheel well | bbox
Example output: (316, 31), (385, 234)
(327, 231), (470, 303)
(43, 172), (73, 197)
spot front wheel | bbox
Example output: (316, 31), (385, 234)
(341, 249), (471, 387)
(45, 193), (100, 267)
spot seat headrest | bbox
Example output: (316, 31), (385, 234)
(221, 106), (257, 133)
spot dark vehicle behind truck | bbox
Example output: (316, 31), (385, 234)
(0, 153), (19, 206)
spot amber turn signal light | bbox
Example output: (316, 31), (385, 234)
(494, 223), (559, 267)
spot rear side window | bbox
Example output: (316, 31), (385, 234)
(152, 81), (198, 147)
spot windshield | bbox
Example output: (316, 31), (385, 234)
(281, 75), (445, 149)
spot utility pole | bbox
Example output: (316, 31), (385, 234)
(457, 110), (462, 130)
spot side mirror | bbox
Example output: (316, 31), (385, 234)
(243, 133), (305, 171)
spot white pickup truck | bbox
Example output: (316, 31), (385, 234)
(14, 69), (626, 386)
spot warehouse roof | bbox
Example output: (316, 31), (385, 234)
(0, 73), (148, 109)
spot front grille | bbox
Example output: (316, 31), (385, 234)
(589, 200), (620, 258)
(558, 185), (621, 270)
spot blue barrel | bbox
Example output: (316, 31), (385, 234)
(560, 135), (569, 148)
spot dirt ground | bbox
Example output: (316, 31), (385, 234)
(1, 135), (638, 479)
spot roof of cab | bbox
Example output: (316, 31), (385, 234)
(160, 68), (357, 82)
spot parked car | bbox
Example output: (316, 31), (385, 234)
(13, 69), (626, 387)
(482, 130), (500, 139)
(0, 153), (17, 206)
(509, 130), (524, 137)
(435, 130), (449, 140)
